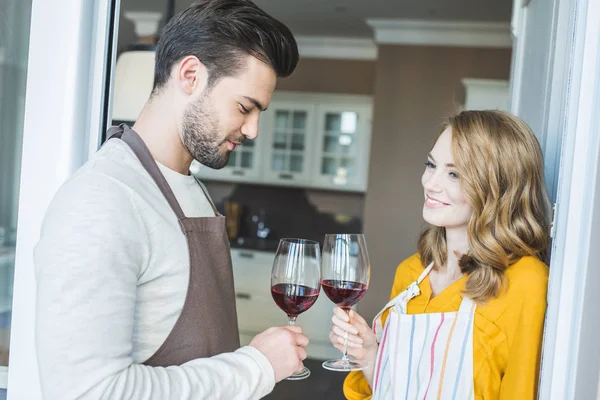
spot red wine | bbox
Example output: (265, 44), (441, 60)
(322, 280), (367, 309)
(271, 283), (319, 317)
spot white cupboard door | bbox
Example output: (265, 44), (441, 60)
(313, 104), (372, 192)
(261, 102), (316, 186)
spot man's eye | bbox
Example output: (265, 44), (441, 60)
(239, 105), (250, 115)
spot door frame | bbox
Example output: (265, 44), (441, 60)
(511, 0), (600, 398)
(7, 0), (119, 398)
(6, 0), (600, 398)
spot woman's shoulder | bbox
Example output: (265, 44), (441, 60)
(390, 253), (425, 297)
(395, 253), (425, 277)
(478, 256), (549, 325)
(504, 256), (549, 295)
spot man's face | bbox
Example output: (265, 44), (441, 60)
(181, 55), (276, 169)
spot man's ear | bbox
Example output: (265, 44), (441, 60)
(173, 55), (209, 95)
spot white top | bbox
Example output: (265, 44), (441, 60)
(34, 139), (275, 399)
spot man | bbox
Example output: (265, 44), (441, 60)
(34, 1), (308, 398)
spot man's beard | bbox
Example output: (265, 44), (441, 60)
(181, 94), (233, 170)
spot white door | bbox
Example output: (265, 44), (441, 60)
(0, 0), (32, 397)
(7, 1), (118, 398)
(510, 0), (600, 398)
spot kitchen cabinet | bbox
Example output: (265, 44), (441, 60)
(312, 103), (372, 192)
(261, 101), (317, 186)
(192, 91), (373, 192)
(461, 78), (509, 111)
(231, 248), (340, 361)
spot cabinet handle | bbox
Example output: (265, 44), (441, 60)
(279, 173), (294, 180)
(239, 252), (255, 259)
(236, 292), (252, 300)
(232, 170), (245, 176)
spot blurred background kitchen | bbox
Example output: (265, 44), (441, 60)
(0, 0), (513, 398)
(107, 1), (512, 398)
(0, 0), (534, 398)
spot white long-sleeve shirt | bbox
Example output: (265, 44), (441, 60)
(34, 139), (275, 399)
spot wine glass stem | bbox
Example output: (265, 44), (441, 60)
(342, 309), (350, 361)
(288, 316), (297, 326)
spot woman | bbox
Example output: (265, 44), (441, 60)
(330, 110), (550, 399)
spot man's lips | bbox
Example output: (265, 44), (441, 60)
(226, 139), (244, 150)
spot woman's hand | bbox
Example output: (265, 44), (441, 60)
(329, 306), (379, 385)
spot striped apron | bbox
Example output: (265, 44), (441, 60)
(371, 263), (476, 400)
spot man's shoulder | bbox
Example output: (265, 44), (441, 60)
(60, 140), (153, 201)
(45, 140), (154, 221)
(79, 139), (147, 183)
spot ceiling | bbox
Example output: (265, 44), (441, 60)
(121, 0), (513, 38)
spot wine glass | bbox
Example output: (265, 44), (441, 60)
(321, 233), (370, 372)
(270, 238), (321, 380)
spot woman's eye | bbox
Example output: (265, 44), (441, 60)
(449, 171), (460, 179)
(425, 161), (436, 169)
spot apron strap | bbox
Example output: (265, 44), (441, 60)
(107, 124), (187, 224)
(416, 262), (435, 284)
(458, 295), (476, 313)
(378, 262), (434, 313)
(372, 262), (435, 340)
(106, 125), (126, 141)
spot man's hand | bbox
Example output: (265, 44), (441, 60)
(250, 326), (309, 382)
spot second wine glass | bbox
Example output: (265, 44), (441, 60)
(270, 238), (321, 380)
(321, 233), (370, 372)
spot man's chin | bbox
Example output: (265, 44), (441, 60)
(196, 153), (230, 170)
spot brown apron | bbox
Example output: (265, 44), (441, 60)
(105, 124), (240, 366)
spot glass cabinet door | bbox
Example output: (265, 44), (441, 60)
(314, 105), (372, 191)
(263, 102), (315, 184)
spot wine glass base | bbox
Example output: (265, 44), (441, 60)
(322, 359), (368, 372)
(286, 366), (311, 380)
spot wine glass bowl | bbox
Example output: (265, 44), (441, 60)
(271, 283), (319, 319)
(320, 280), (367, 310)
(321, 233), (370, 372)
(270, 238), (321, 380)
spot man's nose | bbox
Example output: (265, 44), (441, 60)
(241, 115), (259, 140)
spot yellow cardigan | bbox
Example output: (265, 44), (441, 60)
(343, 254), (548, 400)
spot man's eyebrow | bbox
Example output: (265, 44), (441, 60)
(242, 96), (266, 111)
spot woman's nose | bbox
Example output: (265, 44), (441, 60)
(422, 170), (443, 192)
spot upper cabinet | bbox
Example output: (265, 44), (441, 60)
(312, 103), (372, 192)
(461, 78), (510, 111)
(262, 101), (317, 185)
(192, 91), (373, 192)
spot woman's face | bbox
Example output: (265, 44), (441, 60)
(421, 127), (473, 231)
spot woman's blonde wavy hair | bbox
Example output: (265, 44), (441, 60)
(418, 110), (551, 304)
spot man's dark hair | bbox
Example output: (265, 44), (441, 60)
(153, 0), (298, 92)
